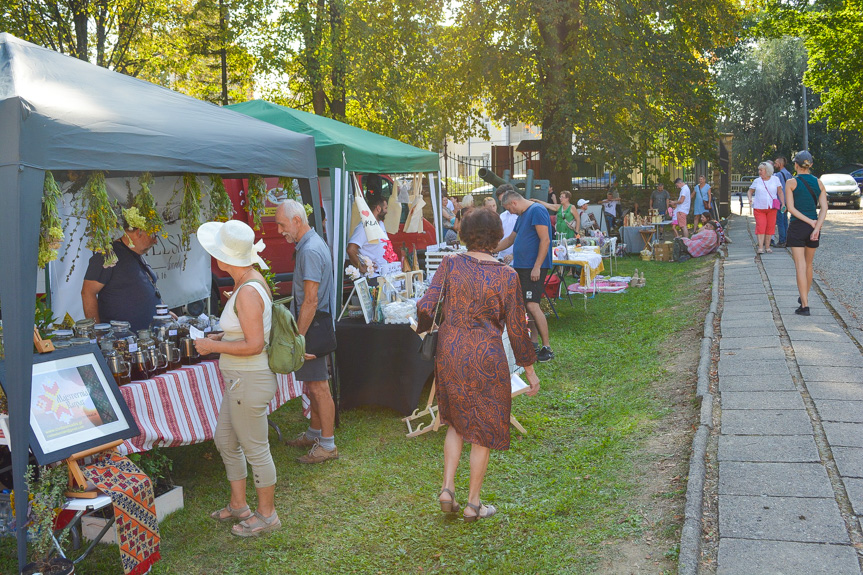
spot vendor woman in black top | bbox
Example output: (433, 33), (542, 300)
(81, 208), (163, 331)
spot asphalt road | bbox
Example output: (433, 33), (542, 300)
(814, 207), (863, 330)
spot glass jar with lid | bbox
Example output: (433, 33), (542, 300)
(74, 318), (97, 343)
(69, 337), (91, 347)
(150, 314), (180, 346)
(137, 330), (156, 351)
(51, 329), (74, 346)
(94, 323), (113, 345)
(110, 320), (138, 359)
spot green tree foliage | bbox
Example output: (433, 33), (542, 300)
(450, 0), (740, 191)
(766, 0), (863, 133)
(262, 0), (486, 149)
(714, 35), (863, 174)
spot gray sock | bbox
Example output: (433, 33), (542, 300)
(305, 427), (322, 440)
(319, 436), (336, 451)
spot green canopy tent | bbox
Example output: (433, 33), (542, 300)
(226, 100), (443, 299)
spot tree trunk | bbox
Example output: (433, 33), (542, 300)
(219, 0), (229, 105)
(328, 0), (346, 120)
(71, 0), (89, 61)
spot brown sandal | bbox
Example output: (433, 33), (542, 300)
(463, 501), (496, 522)
(438, 488), (460, 513)
(210, 503), (251, 522)
(231, 511), (281, 537)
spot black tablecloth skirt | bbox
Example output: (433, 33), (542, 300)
(334, 318), (434, 415)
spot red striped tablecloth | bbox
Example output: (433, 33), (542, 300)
(118, 360), (308, 455)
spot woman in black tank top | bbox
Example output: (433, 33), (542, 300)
(784, 151), (828, 316)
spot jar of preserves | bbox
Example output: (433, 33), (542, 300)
(51, 329), (74, 346)
(94, 323), (113, 345)
(69, 337), (91, 347)
(74, 318), (97, 343)
(150, 314), (179, 346)
(110, 320), (138, 359)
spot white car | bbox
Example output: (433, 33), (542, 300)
(820, 173), (861, 209)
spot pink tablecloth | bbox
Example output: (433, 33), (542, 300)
(118, 360), (308, 454)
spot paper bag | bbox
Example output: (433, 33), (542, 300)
(355, 192), (386, 244)
(403, 175), (425, 234)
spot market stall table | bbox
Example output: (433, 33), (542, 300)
(549, 246), (604, 310)
(334, 318), (434, 416)
(117, 359), (307, 455)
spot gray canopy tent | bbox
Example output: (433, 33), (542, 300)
(0, 33), (318, 571)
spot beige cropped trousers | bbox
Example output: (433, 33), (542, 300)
(214, 368), (278, 488)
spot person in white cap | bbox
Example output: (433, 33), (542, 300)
(575, 199), (598, 234)
(193, 219), (282, 537)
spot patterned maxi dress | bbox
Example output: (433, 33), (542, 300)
(416, 254), (537, 450)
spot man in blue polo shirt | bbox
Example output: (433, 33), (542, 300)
(494, 185), (554, 362)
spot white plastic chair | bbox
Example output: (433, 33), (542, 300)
(600, 237), (617, 277)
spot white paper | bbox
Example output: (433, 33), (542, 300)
(510, 372), (529, 395)
(189, 325), (206, 340)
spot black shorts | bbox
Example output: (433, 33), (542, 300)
(516, 268), (548, 304)
(787, 220), (820, 248)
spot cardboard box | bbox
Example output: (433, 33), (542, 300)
(654, 242), (672, 262)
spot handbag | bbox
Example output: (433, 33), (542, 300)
(763, 179), (781, 209)
(305, 310), (337, 357)
(418, 265), (447, 362)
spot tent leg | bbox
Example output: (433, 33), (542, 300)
(330, 353), (341, 428)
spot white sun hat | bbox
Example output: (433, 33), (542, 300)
(577, 199), (590, 207)
(196, 220), (268, 269)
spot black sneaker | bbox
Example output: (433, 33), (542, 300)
(537, 346), (555, 362)
(798, 297), (801, 305)
(776, 242), (786, 248)
(795, 306), (810, 316)
(533, 343), (541, 354)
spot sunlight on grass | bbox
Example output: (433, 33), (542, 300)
(0, 256), (714, 575)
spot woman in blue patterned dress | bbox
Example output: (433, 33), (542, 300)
(417, 208), (540, 522)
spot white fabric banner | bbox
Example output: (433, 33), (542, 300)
(429, 172), (442, 244)
(50, 175), (210, 321)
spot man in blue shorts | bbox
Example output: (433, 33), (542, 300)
(495, 185), (554, 362)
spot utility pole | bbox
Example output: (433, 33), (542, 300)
(802, 83), (809, 151)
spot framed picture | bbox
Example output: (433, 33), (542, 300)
(0, 344), (139, 465)
(354, 277), (374, 324)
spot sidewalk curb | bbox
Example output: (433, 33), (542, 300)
(678, 256), (721, 575)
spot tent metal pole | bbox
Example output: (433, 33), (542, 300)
(0, 164), (44, 572)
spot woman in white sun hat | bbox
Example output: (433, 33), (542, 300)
(194, 219), (281, 537)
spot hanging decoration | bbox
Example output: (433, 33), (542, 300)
(277, 176), (297, 200)
(131, 172), (166, 237)
(83, 171), (119, 267)
(209, 175), (234, 222)
(179, 173), (202, 251)
(38, 171), (65, 268)
(247, 175), (267, 230)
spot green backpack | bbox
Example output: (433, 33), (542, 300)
(234, 281), (305, 374)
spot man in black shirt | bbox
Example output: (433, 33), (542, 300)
(81, 221), (162, 332)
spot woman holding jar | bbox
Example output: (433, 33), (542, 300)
(747, 161), (784, 254)
(193, 219), (281, 537)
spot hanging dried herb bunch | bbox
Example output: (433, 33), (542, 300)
(132, 172), (166, 237)
(84, 171), (119, 267)
(38, 171), (65, 268)
(209, 175), (234, 222)
(277, 176), (297, 200)
(247, 175), (267, 230)
(179, 173), (202, 251)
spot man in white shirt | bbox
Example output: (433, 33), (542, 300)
(670, 178), (691, 238)
(499, 209), (518, 261)
(346, 194), (399, 284)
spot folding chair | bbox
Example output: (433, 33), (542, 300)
(600, 237), (617, 277)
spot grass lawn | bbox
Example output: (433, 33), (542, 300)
(0, 254), (715, 575)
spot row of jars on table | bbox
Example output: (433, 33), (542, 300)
(52, 305), (217, 386)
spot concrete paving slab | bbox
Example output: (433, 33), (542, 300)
(808, 381), (863, 401)
(719, 462), (834, 497)
(795, 352), (863, 368)
(722, 409), (813, 435)
(721, 312), (775, 321)
(722, 326), (781, 338)
(718, 495), (849, 543)
(720, 348), (787, 362)
(717, 539), (861, 575)
(841, 477), (863, 516)
(720, 336), (783, 350)
(833, 447), (863, 478)
(800, 365), (863, 383)
(719, 360), (789, 377)
(786, 330), (851, 343)
(719, 375), (797, 392)
(721, 391), (804, 410)
(784, 322), (845, 334)
(813, 400), (863, 423)
(718, 435), (819, 463)
(792, 341), (861, 356)
(823, 422), (863, 448)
